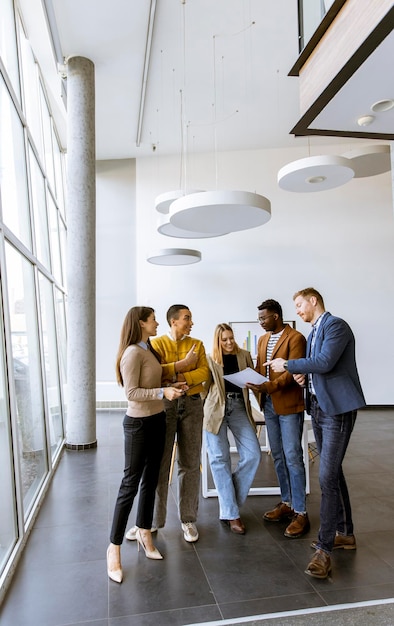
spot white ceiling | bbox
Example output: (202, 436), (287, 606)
(48, 0), (307, 160)
(47, 0), (393, 161)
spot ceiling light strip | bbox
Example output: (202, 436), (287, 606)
(136, 0), (157, 147)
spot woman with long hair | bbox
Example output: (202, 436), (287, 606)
(107, 306), (185, 583)
(203, 323), (261, 534)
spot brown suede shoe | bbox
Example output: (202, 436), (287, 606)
(284, 513), (310, 538)
(263, 502), (294, 522)
(305, 549), (331, 579)
(310, 533), (357, 551)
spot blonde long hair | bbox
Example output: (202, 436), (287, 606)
(211, 323), (240, 366)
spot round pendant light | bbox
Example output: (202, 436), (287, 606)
(342, 145), (391, 178)
(157, 213), (228, 238)
(278, 155), (354, 192)
(147, 248), (201, 265)
(169, 190), (271, 235)
(155, 189), (204, 214)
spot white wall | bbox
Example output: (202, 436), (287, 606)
(96, 159), (136, 401)
(96, 143), (394, 405)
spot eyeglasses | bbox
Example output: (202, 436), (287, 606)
(257, 314), (274, 323)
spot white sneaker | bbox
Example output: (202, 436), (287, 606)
(181, 522), (199, 542)
(125, 525), (157, 541)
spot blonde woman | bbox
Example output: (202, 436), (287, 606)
(203, 323), (261, 534)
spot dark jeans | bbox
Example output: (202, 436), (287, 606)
(110, 411), (166, 545)
(310, 396), (357, 554)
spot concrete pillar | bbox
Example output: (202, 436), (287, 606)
(65, 56), (97, 449)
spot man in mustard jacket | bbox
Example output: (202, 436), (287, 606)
(247, 298), (309, 538)
(151, 304), (209, 542)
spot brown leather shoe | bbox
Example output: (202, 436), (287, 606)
(305, 549), (331, 579)
(263, 502), (294, 522)
(284, 513), (310, 538)
(310, 533), (356, 551)
(221, 518), (246, 534)
(228, 518), (246, 535)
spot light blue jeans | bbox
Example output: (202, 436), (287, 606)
(263, 396), (306, 514)
(205, 396), (261, 520)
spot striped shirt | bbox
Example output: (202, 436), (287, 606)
(266, 329), (284, 379)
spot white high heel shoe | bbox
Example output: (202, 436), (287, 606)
(107, 545), (123, 583)
(135, 529), (163, 560)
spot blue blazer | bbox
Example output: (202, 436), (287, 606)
(287, 312), (365, 415)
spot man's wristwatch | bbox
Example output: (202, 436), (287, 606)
(283, 360), (289, 370)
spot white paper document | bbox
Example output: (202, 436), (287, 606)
(223, 367), (268, 389)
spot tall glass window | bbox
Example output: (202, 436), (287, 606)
(0, 76), (31, 249)
(0, 0), (67, 585)
(54, 287), (67, 424)
(0, 0), (20, 101)
(29, 145), (51, 269)
(53, 134), (65, 217)
(298, 0), (336, 51)
(38, 273), (64, 459)
(40, 86), (56, 194)
(19, 18), (43, 161)
(5, 243), (48, 519)
(0, 305), (17, 574)
(47, 193), (63, 284)
(58, 213), (67, 291)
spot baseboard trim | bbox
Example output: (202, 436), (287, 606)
(96, 401), (127, 409)
(360, 405), (394, 410)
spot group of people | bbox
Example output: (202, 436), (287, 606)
(107, 288), (365, 584)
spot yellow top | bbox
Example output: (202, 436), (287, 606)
(150, 334), (209, 395)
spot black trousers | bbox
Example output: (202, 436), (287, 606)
(110, 411), (166, 545)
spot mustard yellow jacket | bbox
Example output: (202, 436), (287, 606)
(150, 333), (209, 395)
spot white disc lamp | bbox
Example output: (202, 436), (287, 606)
(157, 213), (228, 238)
(278, 155), (355, 192)
(169, 190), (271, 235)
(147, 248), (201, 265)
(155, 190), (204, 214)
(342, 145), (391, 178)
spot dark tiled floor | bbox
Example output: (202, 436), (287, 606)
(1, 409), (394, 626)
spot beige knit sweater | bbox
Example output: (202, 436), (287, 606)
(121, 344), (164, 417)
